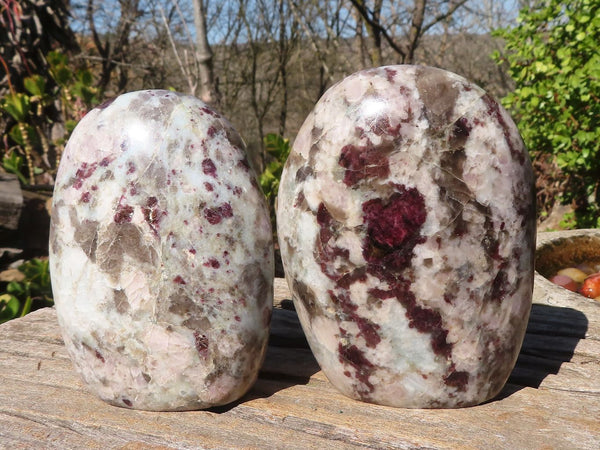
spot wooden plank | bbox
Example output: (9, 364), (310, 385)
(1, 273), (599, 449)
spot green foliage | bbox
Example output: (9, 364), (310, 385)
(2, 152), (29, 185)
(48, 50), (99, 107)
(0, 50), (100, 185)
(0, 259), (53, 324)
(260, 133), (291, 200)
(493, 0), (600, 228)
(259, 133), (291, 240)
(23, 74), (47, 98)
(559, 211), (578, 230)
(0, 294), (20, 323)
(1, 92), (31, 122)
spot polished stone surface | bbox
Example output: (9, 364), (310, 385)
(50, 90), (273, 411)
(277, 65), (536, 408)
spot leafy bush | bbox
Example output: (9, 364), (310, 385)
(259, 133), (291, 239)
(1, 51), (99, 185)
(493, 0), (600, 227)
(0, 258), (53, 324)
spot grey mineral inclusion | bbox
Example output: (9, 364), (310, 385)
(50, 90), (274, 411)
(277, 65), (536, 408)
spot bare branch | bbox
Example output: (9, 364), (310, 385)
(288, 1), (334, 87)
(158, 4), (196, 94)
(348, 0), (407, 61)
(86, 0), (107, 59)
(422, 0), (470, 35)
(406, 0), (427, 63)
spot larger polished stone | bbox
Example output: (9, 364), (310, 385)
(277, 65), (536, 408)
(50, 90), (273, 411)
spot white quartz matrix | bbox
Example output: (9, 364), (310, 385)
(277, 65), (535, 408)
(50, 90), (273, 411)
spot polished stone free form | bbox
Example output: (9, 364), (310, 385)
(277, 65), (536, 408)
(49, 90), (273, 411)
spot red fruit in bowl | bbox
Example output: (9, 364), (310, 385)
(549, 274), (580, 292)
(579, 273), (600, 299)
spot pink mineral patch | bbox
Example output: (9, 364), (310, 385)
(114, 204), (134, 224)
(362, 186), (426, 250)
(339, 143), (391, 186)
(202, 158), (217, 177)
(203, 202), (233, 225)
(73, 162), (98, 189)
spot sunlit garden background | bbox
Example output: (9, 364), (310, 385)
(1, 0), (598, 322)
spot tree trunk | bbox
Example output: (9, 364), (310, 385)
(352, 0), (383, 66)
(193, 0), (219, 106)
(349, 0), (406, 63)
(406, 0), (427, 64)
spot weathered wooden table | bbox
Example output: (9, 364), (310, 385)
(1, 232), (599, 449)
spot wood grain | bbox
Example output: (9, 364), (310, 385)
(1, 240), (599, 448)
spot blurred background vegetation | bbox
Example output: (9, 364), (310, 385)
(493, 0), (599, 228)
(0, 0), (598, 320)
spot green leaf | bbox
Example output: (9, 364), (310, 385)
(259, 170), (276, 190)
(7, 281), (26, 296)
(578, 15), (590, 24)
(65, 120), (78, 133)
(19, 259), (52, 294)
(77, 69), (94, 86)
(8, 124), (25, 146)
(2, 152), (28, 185)
(1, 93), (31, 121)
(3, 151), (23, 172)
(53, 66), (73, 86)
(263, 133), (291, 159)
(19, 296), (33, 318)
(8, 123), (38, 149)
(47, 50), (68, 67)
(0, 294), (20, 323)
(23, 75), (47, 97)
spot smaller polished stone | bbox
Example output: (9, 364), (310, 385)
(277, 65), (535, 408)
(50, 90), (273, 411)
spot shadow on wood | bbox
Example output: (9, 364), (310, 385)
(509, 304), (588, 388)
(259, 307), (320, 386)
(209, 308), (320, 414)
(485, 303), (590, 406)
(264, 299), (590, 407)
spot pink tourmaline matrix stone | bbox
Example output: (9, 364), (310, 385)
(277, 65), (535, 408)
(50, 90), (273, 411)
